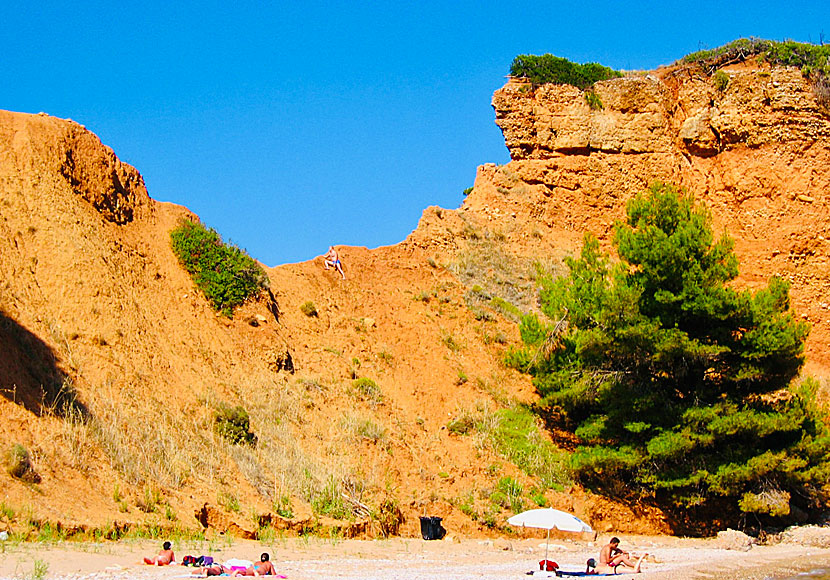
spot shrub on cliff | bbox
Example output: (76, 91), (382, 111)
(682, 38), (830, 102)
(214, 404), (257, 446)
(509, 54), (622, 89)
(509, 182), (830, 522)
(170, 219), (267, 316)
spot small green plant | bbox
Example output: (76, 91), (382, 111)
(713, 70), (730, 91)
(481, 504), (499, 528)
(529, 487), (549, 507)
(164, 505), (177, 521)
(137, 487), (163, 513)
(300, 301), (318, 317)
(455, 370), (468, 385)
(218, 491), (241, 513)
(490, 297), (522, 321)
(413, 290), (433, 302)
(458, 492), (478, 520)
(351, 378), (383, 403)
(0, 500), (15, 520)
(5, 444), (40, 484)
(273, 494), (294, 519)
(585, 89), (603, 110)
(311, 477), (351, 520)
(442, 332), (463, 352)
(170, 219), (267, 316)
(343, 415), (387, 443)
(29, 558), (48, 580)
(438, 471), (450, 478)
(214, 404), (257, 446)
(494, 476), (524, 514)
(462, 186), (474, 196)
(447, 407), (476, 435)
(374, 497), (404, 537)
(112, 484), (129, 512)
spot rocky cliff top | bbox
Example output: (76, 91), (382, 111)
(493, 64), (829, 159)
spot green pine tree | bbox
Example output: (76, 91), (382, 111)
(511, 183), (830, 521)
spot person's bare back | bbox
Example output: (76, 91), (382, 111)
(231, 553), (277, 576)
(144, 541), (174, 565)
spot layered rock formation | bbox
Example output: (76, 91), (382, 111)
(413, 61), (830, 376)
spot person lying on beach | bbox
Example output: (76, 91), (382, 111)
(231, 553), (277, 576)
(143, 541), (175, 565)
(598, 537), (646, 573)
(199, 563), (229, 577)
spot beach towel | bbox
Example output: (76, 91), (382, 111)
(554, 571), (617, 577)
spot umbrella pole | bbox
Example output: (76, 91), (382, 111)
(545, 527), (550, 562)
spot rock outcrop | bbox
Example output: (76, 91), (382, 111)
(413, 61), (830, 375)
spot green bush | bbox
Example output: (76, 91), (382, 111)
(681, 37), (830, 83)
(351, 378), (382, 403)
(510, 54), (622, 89)
(300, 301), (318, 317)
(713, 70), (730, 91)
(585, 90), (603, 110)
(170, 219), (267, 316)
(214, 405), (257, 447)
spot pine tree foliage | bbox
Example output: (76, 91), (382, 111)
(511, 183), (829, 516)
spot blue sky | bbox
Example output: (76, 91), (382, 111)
(2, 2), (827, 265)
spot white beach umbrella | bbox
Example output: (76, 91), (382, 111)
(508, 508), (593, 564)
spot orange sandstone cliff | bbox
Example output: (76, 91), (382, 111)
(0, 58), (828, 539)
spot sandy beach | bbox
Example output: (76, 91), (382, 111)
(1, 534), (828, 580)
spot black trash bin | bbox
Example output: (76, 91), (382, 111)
(419, 516), (446, 540)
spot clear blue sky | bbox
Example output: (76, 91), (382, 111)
(2, 2), (827, 265)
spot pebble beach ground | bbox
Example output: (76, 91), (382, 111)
(1, 535), (828, 580)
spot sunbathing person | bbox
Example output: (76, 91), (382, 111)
(597, 537), (646, 573)
(143, 541), (175, 565)
(199, 563), (229, 577)
(231, 553), (277, 576)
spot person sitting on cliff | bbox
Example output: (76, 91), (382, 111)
(143, 540), (175, 565)
(597, 537), (646, 573)
(231, 553), (277, 576)
(323, 246), (346, 280)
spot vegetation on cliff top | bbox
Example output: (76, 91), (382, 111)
(170, 219), (268, 316)
(682, 38), (830, 105)
(682, 37), (830, 76)
(509, 54), (622, 89)
(509, 183), (830, 524)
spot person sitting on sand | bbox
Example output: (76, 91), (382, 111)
(231, 553), (277, 576)
(143, 541), (175, 565)
(323, 246), (346, 280)
(598, 537), (646, 574)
